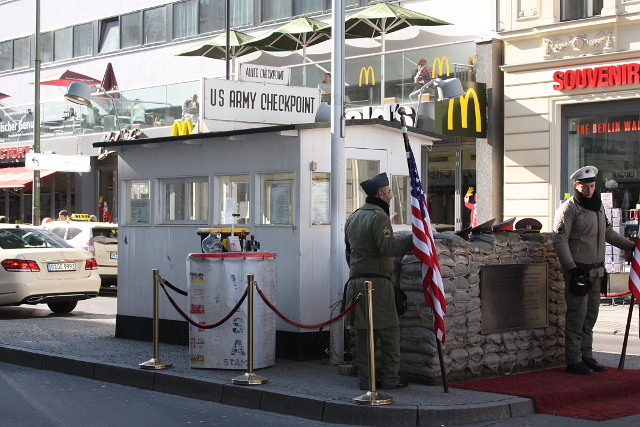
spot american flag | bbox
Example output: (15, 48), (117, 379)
(628, 237), (640, 310)
(405, 136), (447, 343)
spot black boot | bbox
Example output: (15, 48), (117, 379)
(582, 357), (608, 373)
(566, 361), (593, 375)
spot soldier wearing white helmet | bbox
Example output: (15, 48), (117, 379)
(552, 166), (634, 375)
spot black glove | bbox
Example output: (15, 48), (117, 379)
(569, 268), (584, 278)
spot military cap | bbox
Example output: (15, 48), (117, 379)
(360, 172), (389, 196)
(570, 165), (598, 183)
(515, 218), (542, 233)
(493, 217), (516, 231)
(455, 226), (472, 241)
(471, 218), (495, 235)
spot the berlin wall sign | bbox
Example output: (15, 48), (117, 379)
(202, 78), (319, 125)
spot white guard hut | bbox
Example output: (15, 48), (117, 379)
(99, 77), (441, 359)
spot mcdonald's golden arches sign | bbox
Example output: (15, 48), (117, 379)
(435, 81), (486, 138)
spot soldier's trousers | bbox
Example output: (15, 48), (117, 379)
(356, 327), (401, 389)
(564, 274), (603, 365)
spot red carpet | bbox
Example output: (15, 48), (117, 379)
(451, 367), (640, 421)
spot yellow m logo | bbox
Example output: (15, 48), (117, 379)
(359, 67), (375, 86)
(171, 119), (194, 136)
(432, 56), (450, 78)
(447, 88), (482, 132)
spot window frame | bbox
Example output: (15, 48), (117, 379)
(126, 179), (152, 225)
(560, 0), (603, 22)
(99, 17), (121, 54)
(161, 176), (209, 225)
(73, 23), (93, 58)
(260, 172), (295, 225)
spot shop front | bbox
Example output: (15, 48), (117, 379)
(0, 133), (116, 224)
(502, 25), (640, 290)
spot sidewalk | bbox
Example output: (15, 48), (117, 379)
(0, 298), (638, 426)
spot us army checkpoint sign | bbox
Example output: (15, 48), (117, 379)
(203, 78), (319, 125)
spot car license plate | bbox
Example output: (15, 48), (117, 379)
(47, 263), (76, 272)
(110, 253), (118, 259)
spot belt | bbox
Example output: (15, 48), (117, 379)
(349, 273), (391, 282)
(575, 262), (604, 271)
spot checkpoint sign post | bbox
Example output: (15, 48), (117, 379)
(25, 152), (91, 173)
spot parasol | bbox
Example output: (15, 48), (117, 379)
(176, 30), (259, 73)
(37, 69), (101, 87)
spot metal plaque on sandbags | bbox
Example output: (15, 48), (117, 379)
(480, 264), (548, 333)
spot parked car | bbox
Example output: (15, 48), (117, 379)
(41, 216), (118, 286)
(0, 224), (101, 313)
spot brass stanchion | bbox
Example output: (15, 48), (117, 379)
(140, 269), (172, 370)
(353, 281), (393, 405)
(232, 274), (268, 385)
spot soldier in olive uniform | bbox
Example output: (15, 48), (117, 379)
(344, 172), (413, 390)
(552, 166), (634, 375)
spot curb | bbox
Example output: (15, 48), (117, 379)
(0, 345), (535, 426)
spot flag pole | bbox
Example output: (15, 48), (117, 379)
(618, 294), (635, 371)
(398, 107), (448, 392)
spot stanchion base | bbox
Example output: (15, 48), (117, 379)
(139, 358), (173, 370)
(352, 391), (393, 406)
(232, 372), (268, 385)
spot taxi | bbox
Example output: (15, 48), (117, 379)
(41, 214), (118, 286)
(0, 224), (100, 313)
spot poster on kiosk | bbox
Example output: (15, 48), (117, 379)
(187, 253), (277, 369)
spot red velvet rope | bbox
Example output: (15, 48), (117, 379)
(256, 285), (360, 329)
(161, 278), (188, 296)
(601, 290), (632, 297)
(159, 279), (247, 329)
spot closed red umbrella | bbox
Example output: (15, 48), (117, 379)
(101, 62), (119, 92)
(0, 92), (9, 100)
(37, 69), (101, 87)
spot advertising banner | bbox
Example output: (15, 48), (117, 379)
(203, 78), (319, 125)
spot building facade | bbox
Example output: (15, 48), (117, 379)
(0, 1), (502, 355)
(498, 0), (640, 286)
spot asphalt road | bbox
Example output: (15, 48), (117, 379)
(0, 362), (349, 427)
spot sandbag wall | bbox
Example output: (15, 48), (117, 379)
(394, 231), (565, 384)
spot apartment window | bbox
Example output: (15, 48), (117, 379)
(261, 172), (294, 225)
(54, 27), (72, 61)
(41, 32), (53, 63)
(262, 0), (292, 22)
(73, 23), (93, 57)
(219, 175), (250, 225)
(164, 177), (208, 222)
(294, 0), (323, 15)
(13, 36), (30, 69)
(199, 0), (225, 33)
(99, 18), (120, 53)
(231, 0), (254, 27)
(561, 0), (603, 21)
(121, 12), (142, 49)
(0, 40), (12, 72)
(174, 0), (198, 39)
(144, 7), (166, 44)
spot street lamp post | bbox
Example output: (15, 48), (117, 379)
(329, 0), (346, 365)
(32, 0), (41, 225)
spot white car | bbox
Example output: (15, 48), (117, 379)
(0, 224), (101, 313)
(41, 218), (118, 286)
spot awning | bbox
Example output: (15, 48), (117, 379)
(0, 166), (58, 189)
